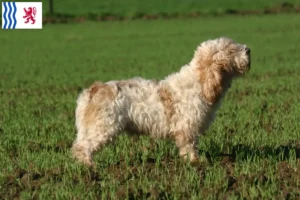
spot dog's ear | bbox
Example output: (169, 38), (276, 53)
(198, 64), (223, 104)
(193, 41), (233, 104)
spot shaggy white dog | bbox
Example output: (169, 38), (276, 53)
(72, 37), (251, 166)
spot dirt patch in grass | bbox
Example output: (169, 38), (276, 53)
(0, 167), (62, 200)
(1, 151), (299, 199)
(219, 151), (300, 199)
(276, 161), (300, 199)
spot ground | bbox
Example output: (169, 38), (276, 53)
(0, 13), (299, 199)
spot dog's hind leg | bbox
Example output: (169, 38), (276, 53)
(71, 82), (124, 166)
(72, 125), (120, 166)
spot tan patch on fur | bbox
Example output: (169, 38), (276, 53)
(197, 57), (231, 104)
(84, 82), (116, 126)
(158, 86), (175, 122)
(89, 85), (100, 98)
(174, 130), (195, 145)
(174, 131), (188, 146)
(89, 82), (115, 99)
(198, 66), (222, 104)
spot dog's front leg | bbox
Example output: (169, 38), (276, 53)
(174, 131), (199, 162)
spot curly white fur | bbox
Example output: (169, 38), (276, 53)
(72, 37), (251, 166)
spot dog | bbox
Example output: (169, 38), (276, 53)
(71, 37), (251, 166)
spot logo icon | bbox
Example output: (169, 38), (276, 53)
(2, 2), (42, 29)
(23, 7), (36, 24)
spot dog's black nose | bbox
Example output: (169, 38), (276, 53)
(246, 47), (250, 54)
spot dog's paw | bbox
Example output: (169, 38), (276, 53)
(189, 154), (209, 167)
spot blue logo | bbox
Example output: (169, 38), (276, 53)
(2, 2), (17, 29)
(2, 2), (42, 29)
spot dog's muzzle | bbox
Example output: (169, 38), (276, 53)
(246, 48), (251, 69)
(246, 47), (250, 55)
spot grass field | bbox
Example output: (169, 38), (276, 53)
(15, 0), (300, 17)
(46, 0), (300, 17)
(1, 13), (300, 199)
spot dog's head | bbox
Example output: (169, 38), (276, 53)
(193, 37), (251, 76)
(192, 37), (251, 104)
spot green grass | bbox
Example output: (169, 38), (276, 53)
(16, 0), (300, 17)
(47, 0), (299, 16)
(1, 14), (300, 199)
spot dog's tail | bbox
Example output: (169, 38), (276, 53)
(75, 88), (91, 134)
